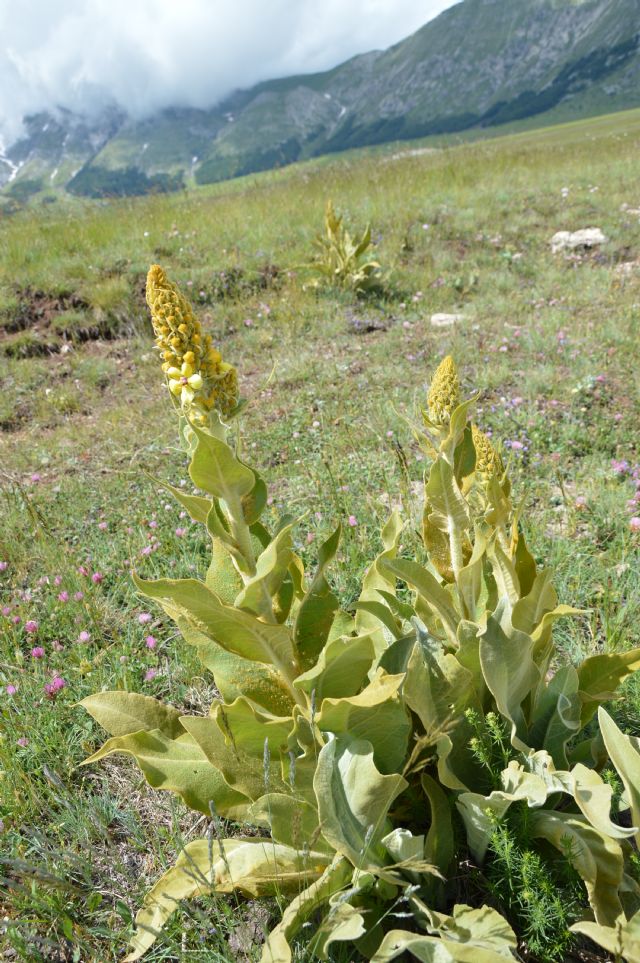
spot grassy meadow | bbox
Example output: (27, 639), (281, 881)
(1, 108), (640, 961)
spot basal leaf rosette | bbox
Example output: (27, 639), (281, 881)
(81, 287), (640, 962)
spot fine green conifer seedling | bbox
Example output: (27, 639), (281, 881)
(81, 266), (640, 962)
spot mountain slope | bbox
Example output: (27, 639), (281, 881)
(2, 0), (639, 198)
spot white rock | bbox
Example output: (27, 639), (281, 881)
(550, 228), (607, 253)
(430, 313), (466, 328)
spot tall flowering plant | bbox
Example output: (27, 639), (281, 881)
(82, 267), (640, 962)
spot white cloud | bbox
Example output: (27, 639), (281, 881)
(0, 0), (456, 146)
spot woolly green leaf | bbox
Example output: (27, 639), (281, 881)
(425, 456), (471, 535)
(152, 476), (212, 524)
(172, 611), (295, 716)
(181, 704), (290, 800)
(381, 558), (459, 646)
(487, 539), (520, 606)
(241, 467), (268, 524)
(531, 810), (624, 926)
(528, 664), (581, 766)
(235, 519), (296, 618)
(354, 600), (403, 639)
(370, 905), (516, 961)
(260, 857), (353, 963)
(124, 838), (329, 962)
(599, 707), (640, 847)
(314, 903), (368, 959)
(571, 910), (640, 963)
(294, 525), (341, 668)
(80, 691), (185, 739)
(356, 510), (403, 648)
(421, 773), (454, 876)
(294, 632), (376, 701)
(314, 737), (407, 871)
(479, 600), (540, 751)
(578, 650), (640, 725)
(247, 793), (329, 853)
(188, 425), (255, 501)
(315, 672), (410, 774)
(132, 575), (297, 676)
(81, 728), (248, 817)
(403, 641), (475, 742)
(441, 398), (478, 467)
(512, 569), (557, 635)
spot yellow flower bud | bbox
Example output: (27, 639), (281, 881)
(146, 264), (239, 421)
(427, 355), (460, 425)
(472, 424), (503, 476)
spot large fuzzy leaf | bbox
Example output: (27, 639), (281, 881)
(381, 558), (460, 646)
(260, 857), (353, 963)
(422, 773), (454, 876)
(153, 476), (212, 524)
(599, 707), (640, 847)
(81, 728), (248, 817)
(181, 705), (289, 800)
(315, 672), (410, 774)
(247, 793), (330, 853)
(294, 632), (376, 701)
(355, 510), (403, 648)
(294, 525), (341, 668)
(188, 424), (255, 502)
(235, 518), (296, 618)
(403, 640), (475, 744)
(172, 612), (294, 716)
(531, 810), (624, 926)
(314, 736), (407, 871)
(133, 575), (297, 678)
(479, 600), (540, 751)
(578, 650), (640, 724)
(425, 456), (471, 535)
(571, 910), (640, 963)
(528, 664), (581, 766)
(370, 904), (516, 961)
(512, 569), (556, 635)
(124, 837), (330, 962)
(80, 691), (185, 739)
(205, 533), (244, 603)
(457, 773), (548, 863)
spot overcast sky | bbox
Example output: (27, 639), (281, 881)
(0, 0), (458, 146)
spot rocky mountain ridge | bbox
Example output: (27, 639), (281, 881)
(2, 0), (639, 199)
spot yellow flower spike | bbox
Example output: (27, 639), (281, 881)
(427, 355), (460, 425)
(146, 264), (239, 421)
(472, 424), (502, 475)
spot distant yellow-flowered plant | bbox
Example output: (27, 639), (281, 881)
(146, 264), (238, 422)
